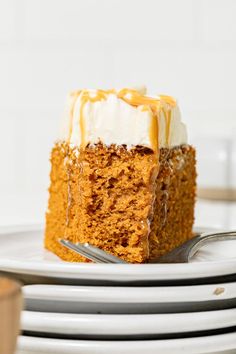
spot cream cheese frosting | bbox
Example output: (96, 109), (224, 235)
(60, 88), (187, 151)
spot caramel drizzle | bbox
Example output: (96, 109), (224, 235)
(165, 109), (171, 146)
(69, 88), (176, 151)
(118, 89), (161, 151)
(159, 95), (176, 146)
(117, 89), (176, 150)
(78, 89), (115, 148)
(118, 88), (160, 111)
(159, 94), (176, 107)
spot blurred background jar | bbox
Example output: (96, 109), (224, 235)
(193, 135), (236, 230)
(0, 277), (22, 354)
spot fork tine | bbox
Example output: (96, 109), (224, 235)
(59, 239), (128, 264)
(74, 242), (112, 263)
(82, 243), (127, 264)
(59, 240), (108, 263)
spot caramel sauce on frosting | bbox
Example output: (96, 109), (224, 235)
(61, 87), (187, 152)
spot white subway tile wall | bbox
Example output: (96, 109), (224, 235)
(1, 0), (236, 226)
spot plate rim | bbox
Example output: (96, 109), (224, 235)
(21, 308), (236, 335)
(1, 225), (236, 282)
(23, 282), (236, 303)
(18, 331), (236, 354)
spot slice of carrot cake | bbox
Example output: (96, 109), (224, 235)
(45, 87), (196, 263)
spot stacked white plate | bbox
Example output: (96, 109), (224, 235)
(0, 226), (236, 354)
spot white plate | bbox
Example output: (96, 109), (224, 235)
(0, 226), (236, 284)
(23, 282), (236, 314)
(21, 308), (236, 338)
(17, 332), (236, 354)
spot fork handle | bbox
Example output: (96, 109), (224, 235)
(149, 230), (236, 263)
(188, 230), (236, 260)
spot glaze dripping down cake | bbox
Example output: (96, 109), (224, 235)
(45, 87), (196, 263)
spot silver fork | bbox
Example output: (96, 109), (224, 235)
(59, 230), (236, 264)
(59, 239), (127, 264)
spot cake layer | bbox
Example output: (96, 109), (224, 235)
(60, 88), (187, 151)
(45, 142), (196, 263)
